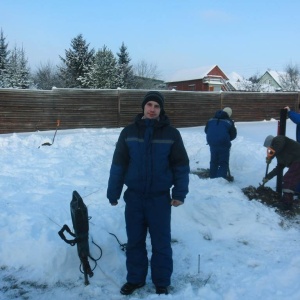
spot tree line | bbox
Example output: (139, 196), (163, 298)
(1, 28), (299, 91)
(0, 29), (163, 90)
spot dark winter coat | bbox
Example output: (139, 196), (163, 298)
(266, 135), (300, 180)
(288, 110), (300, 142)
(204, 110), (237, 147)
(107, 113), (190, 203)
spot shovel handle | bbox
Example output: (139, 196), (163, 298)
(265, 161), (270, 178)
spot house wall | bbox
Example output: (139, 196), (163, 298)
(207, 66), (228, 80)
(209, 84), (222, 92)
(0, 89), (299, 134)
(167, 79), (209, 91)
(259, 73), (281, 90)
(167, 65), (228, 91)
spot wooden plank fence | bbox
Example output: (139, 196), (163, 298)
(0, 88), (299, 134)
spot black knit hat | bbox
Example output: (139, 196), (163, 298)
(142, 91), (165, 111)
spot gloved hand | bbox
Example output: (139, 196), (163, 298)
(266, 157), (272, 164)
(262, 177), (269, 184)
(109, 199), (118, 206)
(171, 199), (183, 207)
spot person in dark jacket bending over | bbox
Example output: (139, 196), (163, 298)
(107, 91), (190, 296)
(263, 135), (300, 210)
(205, 107), (237, 179)
(284, 105), (300, 142)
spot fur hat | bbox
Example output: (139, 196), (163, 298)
(142, 91), (165, 111)
(264, 135), (274, 147)
(223, 107), (232, 117)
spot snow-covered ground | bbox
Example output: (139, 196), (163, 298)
(1, 118), (300, 300)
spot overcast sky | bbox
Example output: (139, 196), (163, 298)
(2, 0), (300, 81)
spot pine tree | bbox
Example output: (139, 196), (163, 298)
(116, 42), (134, 88)
(18, 46), (33, 89)
(59, 34), (95, 88)
(0, 28), (10, 88)
(6, 46), (33, 89)
(79, 45), (118, 89)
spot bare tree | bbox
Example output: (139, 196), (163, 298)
(132, 60), (163, 89)
(32, 61), (63, 90)
(235, 73), (262, 92)
(279, 63), (300, 91)
(133, 60), (160, 78)
(248, 73), (261, 84)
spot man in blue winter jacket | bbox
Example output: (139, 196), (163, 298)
(205, 107), (237, 179)
(107, 91), (190, 296)
(285, 105), (300, 142)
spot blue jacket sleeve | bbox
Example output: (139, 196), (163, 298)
(229, 120), (237, 141)
(170, 131), (190, 202)
(288, 111), (300, 125)
(107, 129), (129, 203)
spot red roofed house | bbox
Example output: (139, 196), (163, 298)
(166, 65), (235, 92)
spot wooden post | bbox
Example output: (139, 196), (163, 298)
(276, 109), (287, 195)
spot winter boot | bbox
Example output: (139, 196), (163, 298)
(120, 282), (145, 295)
(156, 286), (169, 295)
(279, 193), (294, 211)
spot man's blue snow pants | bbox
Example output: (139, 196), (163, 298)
(124, 189), (173, 287)
(209, 145), (230, 178)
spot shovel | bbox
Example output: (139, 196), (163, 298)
(261, 161), (270, 186)
(39, 119), (60, 148)
(259, 160), (270, 188)
(259, 147), (276, 187)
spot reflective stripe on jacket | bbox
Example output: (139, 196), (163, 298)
(107, 113), (190, 202)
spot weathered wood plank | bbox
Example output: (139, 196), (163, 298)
(0, 88), (299, 133)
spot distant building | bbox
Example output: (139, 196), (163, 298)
(226, 71), (244, 91)
(166, 65), (235, 92)
(258, 70), (285, 92)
